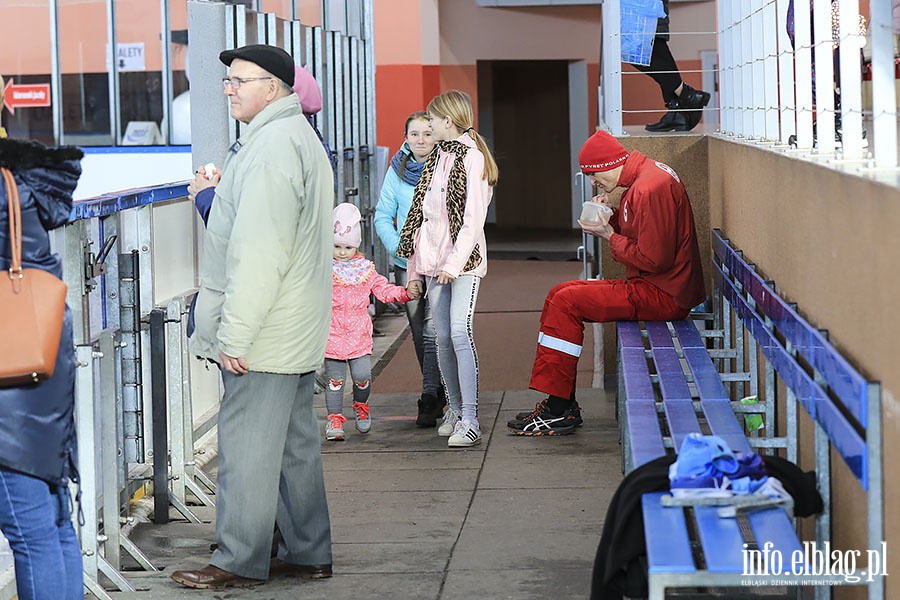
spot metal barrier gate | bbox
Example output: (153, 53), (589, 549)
(0, 3), (381, 597)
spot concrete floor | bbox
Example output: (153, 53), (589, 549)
(103, 306), (624, 600)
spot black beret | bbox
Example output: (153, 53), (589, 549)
(219, 44), (294, 87)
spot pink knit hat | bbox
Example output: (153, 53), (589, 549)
(578, 130), (629, 173)
(333, 203), (362, 248)
(292, 66), (323, 117)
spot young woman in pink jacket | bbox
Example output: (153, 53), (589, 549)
(397, 90), (499, 448)
(325, 203), (418, 440)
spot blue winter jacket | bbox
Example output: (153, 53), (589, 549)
(0, 138), (82, 485)
(374, 143), (417, 270)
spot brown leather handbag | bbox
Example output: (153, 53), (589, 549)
(0, 167), (68, 386)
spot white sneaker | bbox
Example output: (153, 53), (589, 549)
(448, 419), (482, 448)
(437, 408), (461, 437)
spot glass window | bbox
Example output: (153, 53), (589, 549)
(0, 2), (54, 144)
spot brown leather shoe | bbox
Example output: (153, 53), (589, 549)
(170, 564), (265, 589)
(269, 558), (333, 579)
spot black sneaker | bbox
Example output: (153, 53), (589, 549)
(515, 400), (583, 427)
(508, 404), (578, 436)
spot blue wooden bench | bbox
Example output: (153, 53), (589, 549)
(615, 228), (883, 599)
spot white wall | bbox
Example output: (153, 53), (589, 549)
(75, 148), (194, 201)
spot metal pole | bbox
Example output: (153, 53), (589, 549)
(160, 0), (173, 145)
(869, 0), (897, 168)
(48, 0), (63, 145)
(98, 332), (122, 570)
(149, 309), (169, 525)
(599, 0), (623, 134)
(106, 0), (121, 144)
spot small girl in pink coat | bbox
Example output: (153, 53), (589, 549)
(324, 203), (418, 441)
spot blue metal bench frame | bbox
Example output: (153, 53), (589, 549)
(614, 228), (883, 599)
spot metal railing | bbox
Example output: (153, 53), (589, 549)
(599, 0), (899, 177)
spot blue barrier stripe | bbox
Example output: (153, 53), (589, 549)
(693, 506), (748, 573)
(626, 401), (667, 468)
(664, 400), (702, 453)
(617, 321), (645, 348)
(652, 348), (692, 400)
(643, 493), (697, 573)
(621, 347), (655, 401)
(815, 389), (867, 487)
(712, 230), (867, 428)
(699, 400), (752, 453)
(71, 182), (190, 221)
(728, 254), (866, 425)
(672, 319), (705, 348)
(716, 260), (868, 483)
(82, 146), (191, 154)
(645, 321), (674, 347)
(713, 265), (817, 419)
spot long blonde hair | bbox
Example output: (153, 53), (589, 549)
(427, 90), (499, 186)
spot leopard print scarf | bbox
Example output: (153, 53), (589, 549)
(395, 140), (482, 272)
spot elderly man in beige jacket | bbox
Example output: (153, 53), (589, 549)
(172, 44), (334, 590)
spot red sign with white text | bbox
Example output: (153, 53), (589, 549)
(2, 81), (52, 114)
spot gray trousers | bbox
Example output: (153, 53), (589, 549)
(323, 355), (371, 415)
(211, 370), (332, 579)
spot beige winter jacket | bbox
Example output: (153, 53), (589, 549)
(190, 94), (334, 374)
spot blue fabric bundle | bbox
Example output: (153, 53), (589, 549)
(669, 433), (768, 493)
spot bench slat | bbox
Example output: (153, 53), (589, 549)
(693, 505), (748, 572)
(642, 493), (697, 574)
(672, 319), (706, 348)
(626, 400), (667, 468)
(699, 400), (752, 454)
(646, 321), (675, 347)
(621, 347), (655, 401)
(746, 508), (805, 562)
(618, 321), (645, 348)
(652, 348), (692, 401)
(664, 400), (702, 453)
(682, 347), (730, 401)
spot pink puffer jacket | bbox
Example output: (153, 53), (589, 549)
(326, 255), (409, 360)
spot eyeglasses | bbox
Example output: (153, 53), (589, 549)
(222, 76), (272, 90)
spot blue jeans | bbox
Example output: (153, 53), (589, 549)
(0, 467), (83, 600)
(395, 267), (441, 396)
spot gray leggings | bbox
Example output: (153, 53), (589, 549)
(323, 356), (372, 416)
(426, 274), (481, 424)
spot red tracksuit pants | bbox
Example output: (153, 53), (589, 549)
(529, 278), (689, 399)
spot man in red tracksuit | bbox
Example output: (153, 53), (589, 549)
(509, 130), (706, 436)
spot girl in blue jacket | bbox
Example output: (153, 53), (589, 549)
(374, 112), (444, 427)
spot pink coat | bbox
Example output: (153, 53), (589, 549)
(406, 133), (493, 281)
(326, 255), (410, 360)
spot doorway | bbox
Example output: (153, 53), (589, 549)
(479, 60), (572, 231)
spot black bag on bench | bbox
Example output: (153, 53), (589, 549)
(590, 456), (823, 600)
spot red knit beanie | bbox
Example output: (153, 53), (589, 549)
(578, 130), (629, 173)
